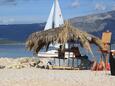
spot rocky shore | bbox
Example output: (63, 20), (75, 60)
(0, 57), (53, 69)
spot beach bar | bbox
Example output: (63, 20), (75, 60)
(26, 0), (105, 70)
(26, 21), (105, 70)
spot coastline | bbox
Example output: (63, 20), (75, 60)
(0, 43), (25, 45)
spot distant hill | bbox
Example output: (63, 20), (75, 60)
(0, 23), (45, 43)
(0, 10), (115, 44)
(70, 10), (115, 43)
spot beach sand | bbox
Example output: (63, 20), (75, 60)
(0, 58), (115, 86)
(0, 68), (115, 86)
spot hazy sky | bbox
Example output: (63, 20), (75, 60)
(0, 0), (115, 24)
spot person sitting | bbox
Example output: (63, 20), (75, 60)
(58, 45), (65, 59)
(71, 47), (81, 58)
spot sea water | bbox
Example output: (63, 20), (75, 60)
(0, 44), (115, 61)
(0, 44), (58, 58)
(0, 44), (33, 58)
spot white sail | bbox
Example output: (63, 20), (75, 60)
(44, 0), (64, 30)
(54, 0), (64, 28)
(44, 2), (54, 30)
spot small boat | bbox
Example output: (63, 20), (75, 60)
(38, 0), (71, 58)
(38, 50), (74, 58)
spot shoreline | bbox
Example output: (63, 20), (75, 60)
(0, 43), (25, 45)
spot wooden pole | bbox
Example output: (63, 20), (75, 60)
(59, 58), (60, 66)
(54, 58), (56, 66)
(72, 58), (74, 69)
(68, 41), (70, 67)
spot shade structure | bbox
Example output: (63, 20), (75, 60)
(26, 22), (104, 55)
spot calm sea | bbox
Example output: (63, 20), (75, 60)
(0, 44), (56, 58)
(0, 44), (115, 61)
(0, 44), (33, 58)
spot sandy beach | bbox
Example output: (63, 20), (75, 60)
(0, 68), (115, 86)
(0, 58), (115, 86)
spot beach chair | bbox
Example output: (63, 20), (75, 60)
(101, 30), (112, 52)
(100, 30), (112, 70)
(92, 30), (112, 71)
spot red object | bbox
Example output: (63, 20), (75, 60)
(106, 63), (110, 71)
(91, 61), (98, 71)
(91, 61), (110, 71)
(98, 63), (103, 71)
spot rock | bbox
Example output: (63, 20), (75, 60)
(29, 62), (36, 67)
(18, 58), (29, 64)
(36, 59), (53, 69)
(0, 65), (5, 69)
(7, 63), (25, 69)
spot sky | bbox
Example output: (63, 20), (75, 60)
(0, 0), (115, 24)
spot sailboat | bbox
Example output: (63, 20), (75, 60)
(44, 0), (64, 30)
(38, 0), (73, 58)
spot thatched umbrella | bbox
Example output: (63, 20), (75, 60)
(26, 22), (104, 58)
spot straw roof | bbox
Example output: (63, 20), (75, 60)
(26, 22), (104, 54)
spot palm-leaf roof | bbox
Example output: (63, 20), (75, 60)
(26, 22), (104, 55)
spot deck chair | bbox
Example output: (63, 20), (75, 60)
(101, 30), (112, 52)
(101, 30), (112, 70)
(92, 31), (112, 71)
